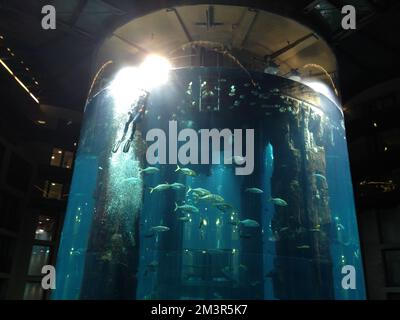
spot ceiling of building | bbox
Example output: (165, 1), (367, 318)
(0, 0), (399, 111)
(102, 5), (336, 79)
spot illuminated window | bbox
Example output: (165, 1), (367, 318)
(23, 282), (44, 300)
(50, 148), (74, 169)
(35, 216), (56, 241)
(50, 148), (62, 167)
(27, 245), (50, 276)
(43, 181), (63, 200)
(62, 151), (74, 169)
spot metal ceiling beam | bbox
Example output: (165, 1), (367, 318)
(237, 8), (259, 49)
(113, 34), (148, 54)
(265, 33), (318, 60)
(166, 8), (193, 42)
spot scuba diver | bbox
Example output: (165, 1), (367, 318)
(112, 89), (150, 153)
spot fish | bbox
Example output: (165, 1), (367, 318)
(239, 219), (260, 228)
(175, 165), (197, 176)
(178, 216), (191, 222)
(313, 173), (327, 181)
(151, 226), (170, 232)
(199, 194), (225, 203)
(279, 227), (289, 232)
(187, 187), (211, 197)
(245, 187), (264, 194)
(309, 224), (321, 232)
(213, 202), (234, 213)
(296, 245), (311, 249)
(140, 167), (160, 174)
(148, 261), (159, 268)
(269, 197), (288, 206)
(170, 182), (186, 190)
(175, 202), (199, 213)
(149, 183), (171, 193)
(268, 235), (279, 242)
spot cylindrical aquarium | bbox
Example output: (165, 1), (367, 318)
(52, 4), (365, 300)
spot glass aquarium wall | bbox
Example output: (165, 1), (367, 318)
(52, 68), (365, 299)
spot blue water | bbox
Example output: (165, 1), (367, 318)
(52, 68), (365, 300)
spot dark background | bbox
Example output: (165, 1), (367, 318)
(0, 0), (399, 300)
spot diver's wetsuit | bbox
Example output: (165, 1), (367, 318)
(112, 90), (150, 153)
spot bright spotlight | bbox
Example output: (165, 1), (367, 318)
(138, 55), (171, 89)
(110, 55), (171, 111)
(110, 67), (142, 111)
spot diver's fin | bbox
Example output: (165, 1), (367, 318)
(112, 140), (122, 153)
(175, 165), (180, 172)
(123, 139), (132, 153)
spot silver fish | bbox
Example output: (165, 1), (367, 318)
(170, 182), (186, 190)
(313, 173), (327, 181)
(187, 187), (211, 197)
(269, 197), (288, 206)
(199, 194), (224, 203)
(175, 202), (199, 213)
(151, 226), (170, 232)
(175, 165), (197, 176)
(245, 187), (264, 194)
(140, 167), (160, 174)
(149, 183), (171, 193)
(178, 216), (191, 222)
(239, 219), (260, 228)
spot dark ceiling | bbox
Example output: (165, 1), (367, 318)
(0, 0), (399, 111)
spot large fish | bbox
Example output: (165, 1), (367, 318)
(149, 183), (171, 193)
(245, 187), (264, 194)
(140, 167), (160, 174)
(175, 165), (197, 177)
(269, 197), (288, 206)
(199, 194), (224, 203)
(187, 187), (211, 197)
(238, 219), (260, 228)
(213, 202), (234, 213)
(151, 226), (170, 232)
(170, 182), (186, 190)
(178, 216), (191, 222)
(175, 202), (200, 213)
